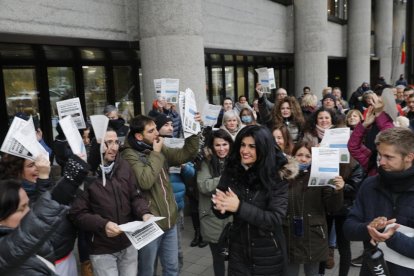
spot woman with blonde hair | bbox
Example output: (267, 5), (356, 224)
(301, 94), (318, 121)
(220, 110), (244, 140)
(345, 109), (363, 130)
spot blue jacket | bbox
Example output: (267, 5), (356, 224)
(344, 168), (414, 276)
(170, 163), (195, 210)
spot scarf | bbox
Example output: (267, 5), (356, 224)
(99, 162), (115, 176)
(378, 166), (414, 193)
(21, 180), (36, 199)
(127, 133), (153, 152)
(315, 124), (332, 141)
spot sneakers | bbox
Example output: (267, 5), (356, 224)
(325, 247), (335, 269)
(351, 254), (363, 267)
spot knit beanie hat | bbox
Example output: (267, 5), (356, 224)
(322, 93), (337, 103)
(155, 114), (172, 131)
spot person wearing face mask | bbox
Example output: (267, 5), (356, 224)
(197, 129), (234, 276)
(104, 105), (130, 144)
(239, 107), (257, 126)
(284, 142), (344, 276)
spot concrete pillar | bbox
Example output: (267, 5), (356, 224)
(294, 0), (328, 100)
(138, 0), (206, 114)
(375, 0), (393, 84)
(347, 0), (372, 94)
(391, 0), (407, 85)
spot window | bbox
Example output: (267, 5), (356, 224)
(327, 0), (348, 22)
(114, 66), (134, 123)
(83, 66), (107, 116)
(0, 39), (141, 146)
(205, 52), (294, 105)
(4, 67), (38, 122)
(47, 67), (76, 137)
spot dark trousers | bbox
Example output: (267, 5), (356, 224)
(319, 215), (351, 276)
(209, 242), (226, 276)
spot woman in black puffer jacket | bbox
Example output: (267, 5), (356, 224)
(0, 155), (88, 275)
(213, 125), (295, 275)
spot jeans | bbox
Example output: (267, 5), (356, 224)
(138, 225), (179, 276)
(177, 210), (184, 271)
(90, 245), (137, 276)
(287, 262), (320, 276)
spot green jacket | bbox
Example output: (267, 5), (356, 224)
(197, 159), (232, 243)
(121, 135), (199, 230)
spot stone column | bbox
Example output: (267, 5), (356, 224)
(347, 0), (372, 94)
(294, 0), (328, 99)
(391, 0), (407, 85)
(138, 0), (206, 114)
(375, 0), (393, 84)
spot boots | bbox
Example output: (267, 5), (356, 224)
(80, 260), (94, 276)
(325, 247), (335, 269)
(190, 228), (208, 248)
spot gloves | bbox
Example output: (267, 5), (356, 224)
(63, 155), (89, 184)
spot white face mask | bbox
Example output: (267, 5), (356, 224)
(100, 162), (115, 175)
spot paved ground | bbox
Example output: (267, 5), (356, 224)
(167, 217), (363, 276)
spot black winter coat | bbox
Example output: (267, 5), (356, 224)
(0, 193), (67, 276)
(284, 170), (343, 264)
(215, 165), (288, 276)
(23, 178), (77, 262)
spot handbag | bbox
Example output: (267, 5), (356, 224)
(363, 245), (390, 276)
(217, 222), (233, 261)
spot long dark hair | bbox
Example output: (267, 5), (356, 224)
(0, 179), (22, 221)
(207, 129), (233, 177)
(225, 125), (287, 190)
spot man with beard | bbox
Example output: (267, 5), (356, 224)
(70, 129), (152, 276)
(344, 127), (414, 275)
(121, 114), (200, 276)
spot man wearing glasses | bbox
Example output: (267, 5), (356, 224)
(70, 128), (153, 276)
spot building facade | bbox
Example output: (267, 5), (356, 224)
(0, 0), (412, 145)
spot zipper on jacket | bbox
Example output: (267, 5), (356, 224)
(110, 180), (121, 224)
(160, 169), (171, 228)
(320, 226), (326, 239)
(247, 223), (252, 262)
(270, 232), (278, 249)
(308, 214), (312, 261)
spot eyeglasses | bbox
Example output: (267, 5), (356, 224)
(104, 140), (120, 147)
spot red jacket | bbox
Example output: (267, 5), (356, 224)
(347, 112), (394, 176)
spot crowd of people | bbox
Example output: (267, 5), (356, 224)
(1, 78), (414, 276)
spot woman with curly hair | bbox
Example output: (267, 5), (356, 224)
(302, 108), (341, 147)
(259, 96), (304, 143)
